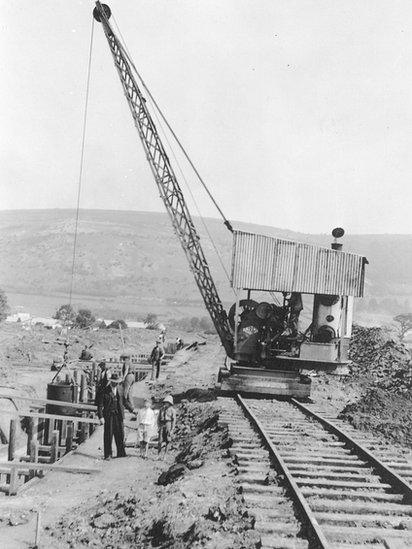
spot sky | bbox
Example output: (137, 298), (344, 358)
(1, 0), (412, 234)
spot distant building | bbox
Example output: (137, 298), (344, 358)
(126, 321), (146, 329)
(31, 317), (62, 329)
(6, 313), (31, 323)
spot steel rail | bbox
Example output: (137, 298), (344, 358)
(236, 394), (330, 549)
(291, 398), (412, 505)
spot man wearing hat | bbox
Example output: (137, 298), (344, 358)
(150, 340), (165, 381)
(97, 372), (135, 460)
(157, 394), (176, 459)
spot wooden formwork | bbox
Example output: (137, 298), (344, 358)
(1, 389), (100, 496)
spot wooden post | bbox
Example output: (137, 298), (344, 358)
(35, 510), (41, 549)
(47, 418), (55, 446)
(8, 462), (18, 495)
(26, 417), (38, 456)
(8, 419), (17, 462)
(80, 374), (87, 403)
(79, 419), (88, 443)
(73, 370), (79, 403)
(61, 419), (67, 447)
(29, 441), (38, 479)
(50, 430), (59, 463)
(65, 422), (73, 454)
(26, 417), (33, 457)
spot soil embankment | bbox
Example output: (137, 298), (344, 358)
(0, 327), (258, 548)
(0, 321), (411, 547)
(312, 324), (412, 448)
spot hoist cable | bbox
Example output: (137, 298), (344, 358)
(68, 16), (95, 308)
(52, 16), (95, 383)
(150, 97), (234, 288)
(111, 14), (236, 293)
(111, 15), (233, 233)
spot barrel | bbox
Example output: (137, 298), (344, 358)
(46, 383), (74, 416)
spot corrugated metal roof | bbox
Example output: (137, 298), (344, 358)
(231, 231), (366, 297)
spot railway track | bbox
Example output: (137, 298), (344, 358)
(218, 396), (412, 549)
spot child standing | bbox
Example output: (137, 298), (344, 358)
(157, 395), (176, 459)
(137, 398), (156, 458)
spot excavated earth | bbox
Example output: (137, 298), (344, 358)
(313, 324), (412, 448)
(0, 322), (411, 547)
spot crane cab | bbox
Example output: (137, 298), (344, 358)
(218, 228), (367, 398)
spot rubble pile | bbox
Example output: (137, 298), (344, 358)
(338, 325), (412, 448)
(349, 325), (412, 393)
(339, 388), (412, 448)
(158, 401), (230, 485)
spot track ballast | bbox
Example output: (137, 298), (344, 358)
(218, 396), (412, 549)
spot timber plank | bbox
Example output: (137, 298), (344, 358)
(17, 411), (99, 424)
(0, 462), (100, 474)
(0, 394), (97, 411)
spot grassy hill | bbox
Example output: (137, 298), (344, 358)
(0, 209), (411, 319)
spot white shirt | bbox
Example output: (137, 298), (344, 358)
(138, 407), (156, 426)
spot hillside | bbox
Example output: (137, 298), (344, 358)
(0, 209), (411, 318)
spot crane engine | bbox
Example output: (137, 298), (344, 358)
(93, 3), (367, 398)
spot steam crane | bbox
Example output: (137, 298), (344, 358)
(93, 3), (367, 398)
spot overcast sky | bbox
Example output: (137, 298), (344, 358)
(1, 0), (411, 234)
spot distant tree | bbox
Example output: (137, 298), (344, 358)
(393, 313), (412, 341)
(108, 319), (127, 330)
(145, 312), (158, 325)
(0, 289), (9, 322)
(75, 309), (95, 329)
(199, 316), (214, 333)
(190, 317), (200, 331)
(53, 304), (76, 325)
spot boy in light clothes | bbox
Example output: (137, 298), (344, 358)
(137, 399), (156, 458)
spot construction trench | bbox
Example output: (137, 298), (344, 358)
(0, 325), (411, 549)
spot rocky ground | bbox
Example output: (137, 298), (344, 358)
(313, 324), (412, 448)
(0, 321), (411, 548)
(337, 324), (412, 447)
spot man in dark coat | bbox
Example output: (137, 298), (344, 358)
(97, 372), (134, 460)
(150, 341), (164, 381)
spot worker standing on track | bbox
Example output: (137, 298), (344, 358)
(150, 340), (164, 381)
(97, 372), (134, 460)
(157, 395), (176, 459)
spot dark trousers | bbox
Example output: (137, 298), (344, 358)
(151, 359), (161, 380)
(103, 412), (126, 458)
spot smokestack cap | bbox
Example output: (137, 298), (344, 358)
(332, 227), (345, 239)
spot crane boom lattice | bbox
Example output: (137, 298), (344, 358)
(94, 2), (233, 356)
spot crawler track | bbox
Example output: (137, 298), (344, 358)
(219, 396), (412, 549)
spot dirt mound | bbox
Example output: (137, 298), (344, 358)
(159, 403), (229, 485)
(339, 387), (412, 448)
(47, 399), (257, 548)
(173, 388), (217, 403)
(349, 325), (411, 393)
